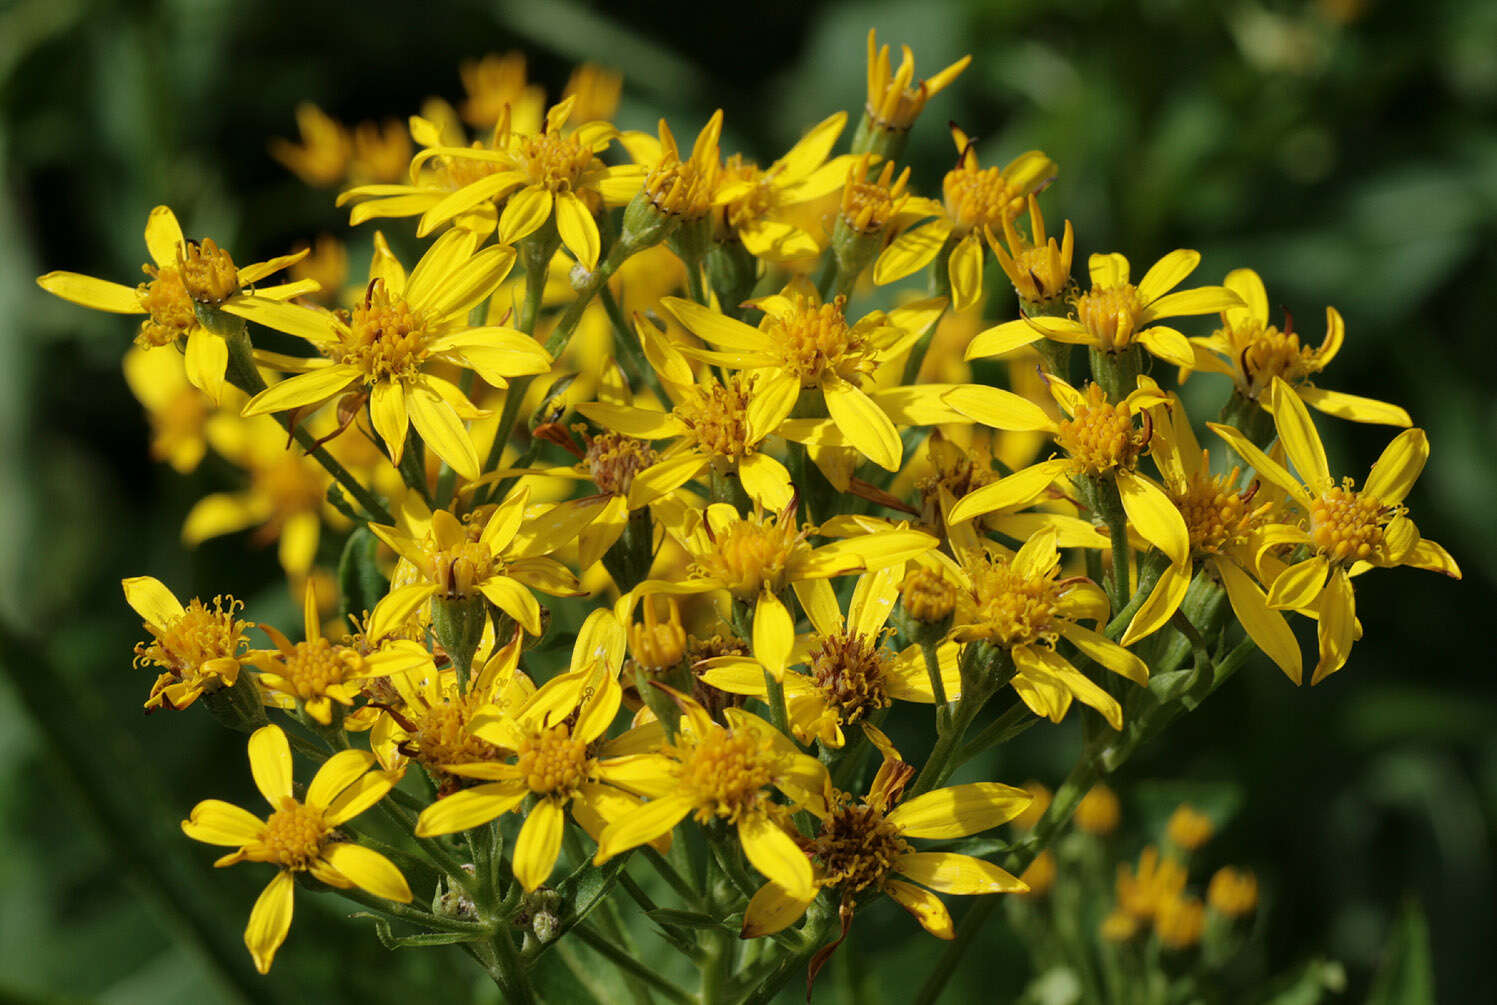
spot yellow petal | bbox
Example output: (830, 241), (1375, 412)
(946, 458), (1069, 524)
(324, 771), (398, 826)
(737, 812), (814, 901)
(753, 591), (795, 681)
(144, 206), (185, 266)
(1298, 386), (1411, 428)
(422, 245), (517, 322)
(220, 298), (338, 346)
(415, 171), (526, 237)
(873, 218), (951, 286)
(1267, 555), (1329, 610)
(1223, 268), (1268, 326)
(1089, 252), (1130, 288)
(1267, 378), (1330, 490)
(741, 881), (816, 938)
(369, 381), (409, 461)
(1057, 623), (1149, 686)
(1144, 285), (1241, 320)
(1206, 422), (1313, 510)
(825, 377), (901, 471)
(1116, 471), (1190, 567)
(941, 385), (1057, 433)
(1135, 249), (1199, 303)
(555, 192), (600, 270)
(179, 328), (224, 405)
(407, 383), (480, 481)
(1311, 567), (1356, 685)
(306, 749), (376, 811)
(660, 296), (770, 352)
(181, 799), (265, 846)
(887, 782), (1033, 838)
(241, 364), (357, 416)
(964, 319), (1042, 360)
(737, 452), (795, 512)
(575, 402), (682, 438)
(884, 879), (954, 939)
(415, 782), (527, 836)
(244, 871), (295, 974)
(594, 793), (696, 863)
(848, 565), (901, 639)
(321, 842), (412, 902)
(1017, 645), (1123, 730)
(498, 186), (555, 245)
(277, 512), (320, 579)
(948, 233), (984, 314)
(1136, 325), (1195, 368)
(513, 798), (567, 892)
(36, 272), (143, 314)
(1363, 428), (1427, 506)
(480, 576), (542, 635)
(248, 725), (293, 805)
(1215, 557), (1302, 685)
(628, 454), (708, 509)
(1121, 561), (1190, 647)
(122, 575), (183, 626)
(894, 852), (1027, 895)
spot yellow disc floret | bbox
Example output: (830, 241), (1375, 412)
(1075, 283), (1145, 353)
(811, 794), (911, 894)
(136, 265), (197, 348)
(676, 723), (780, 823)
(692, 511), (806, 600)
(1055, 384), (1147, 475)
(900, 568), (958, 623)
(809, 632), (892, 724)
(966, 554), (1062, 648)
(1310, 480), (1391, 566)
(516, 724), (592, 798)
(279, 637), (361, 700)
(840, 155), (910, 235)
(134, 595), (249, 680)
(341, 280), (430, 384)
(674, 376), (757, 461)
(519, 127), (599, 205)
(1172, 458), (1273, 557)
(769, 294), (874, 388)
(259, 798), (329, 871)
(943, 158), (1028, 235)
(179, 238), (240, 305)
(583, 430), (658, 496)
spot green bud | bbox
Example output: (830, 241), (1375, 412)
(203, 669), (268, 733)
(431, 594), (487, 691)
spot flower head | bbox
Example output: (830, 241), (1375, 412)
(124, 576), (252, 711)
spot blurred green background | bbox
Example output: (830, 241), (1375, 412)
(2, 0), (1494, 1001)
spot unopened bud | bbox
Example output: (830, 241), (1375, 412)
(1166, 804), (1214, 852)
(1206, 867), (1258, 918)
(180, 238), (240, 305)
(1075, 783), (1121, 837)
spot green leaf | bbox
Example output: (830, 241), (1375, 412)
(348, 913), (483, 949)
(1367, 899), (1435, 1005)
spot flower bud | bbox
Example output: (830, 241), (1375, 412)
(1166, 804), (1214, 852)
(1075, 783), (1121, 836)
(1206, 866), (1258, 918)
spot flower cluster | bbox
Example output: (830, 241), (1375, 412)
(39, 29), (1456, 997)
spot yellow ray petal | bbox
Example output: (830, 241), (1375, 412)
(1310, 567), (1356, 685)
(1116, 471), (1190, 567)
(1057, 622), (1149, 685)
(244, 871), (295, 974)
(497, 185), (555, 245)
(1268, 379), (1330, 490)
(407, 383), (480, 481)
(248, 725), (293, 805)
(321, 842), (412, 902)
(894, 851), (1027, 894)
(1363, 428), (1428, 506)
(1136, 249), (1199, 303)
(145, 206), (185, 268)
(1297, 386), (1410, 428)
(305, 749), (376, 811)
(594, 793), (696, 863)
(741, 881), (816, 938)
(513, 798), (567, 891)
(941, 385), (1057, 432)
(415, 782), (528, 836)
(1214, 557), (1302, 685)
(36, 272), (143, 314)
(947, 233), (984, 314)
(555, 192), (600, 270)
(181, 799), (265, 846)
(873, 218), (951, 285)
(887, 782), (1033, 838)
(884, 879), (954, 939)
(1267, 555), (1329, 611)
(1121, 561), (1191, 646)
(122, 575), (184, 626)
(947, 458), (1069, 525)
(241, 364), (357, 417)
(737, 812), (814, 901)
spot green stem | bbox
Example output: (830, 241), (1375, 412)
(337, 884), (493, 935)
(600, 284), (667, 404)
(643, 845), (703, 910)
(954, 701), (1037, 766)
(1092, 476), (1133, 615)
(761, 667), (792, 739)
(573, 924), (696, 1005)
(921, 640), (950, 717)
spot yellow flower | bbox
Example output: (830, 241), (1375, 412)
(663, 286), (990, 474)
(349, 118), (413, 185)
(697, 567), (963, 747)
(1210, 378), (1459, 683)
(413, 97), (642, 266)
(741, 724), (1030, 940)
(562, 63), (623, 124)
(459, 52), (544, 129)
(985, 193), (1075, 309)
(593, 689), (829, 901)
(249, 581), (428, 725)
(235, 230), (546, 481)
(1120, 395), (1301, 682)
(124, 576), (251, 711)
(967, 250), (1240, 369)
(947, 375), (1191, 567)
(37, 206), (314, 402)
(626, 501), (936, 679)
(181, 725), (410, 973)
(1207, 866), (1258, 917)
(1155, 894), (1205, 949)
(618, 111), (724, 222)
(862, 29), (971, 133)
(1166, 804), (1214, 851)
(371, 488), (590, 636)
(415, 612), (663, 890)
(1189, 267), (1410, 425)
(575, 313), (799, 512)
(873, 127), (1056, 311)
(1075, 783), (1120, 836)
(711, 112), (859, 260)
(122, 344), (211, 474)
(269, 103), (351, 187)
(1115, 845), (1187, 922)
(939, 527), (1147, 730)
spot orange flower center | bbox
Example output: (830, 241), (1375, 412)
(645, 156), (716, 220)
(136, 266), (197, 348)
(520, 128), (596, 193)
(179, 238), (240, 305)
(809, 632), (891, 724)
(967, 555), (1061, 648)
(691, 513), (804, 600)
(943, 163), (1025, 233)
(280, 637), (360, 699)
(675, 375), (758, 460)
(1172, 461), (1271, 556)
(841, 159), (908, 234)
(676, 724), (780, 823)
(584, 430), (658, 496)
(516, 724), (591, 797)
(134, 596), (248, 679)
(411, 698), (502, 775)
(341, 281), (430, 383)
(262, 798), (330, 871)
(1075, 284), (1145, 351)
(1310, 481), (1388, 566)
(769, 295), (873, 388)
(1233, 320), (1324, 397)
(1055, 384), (1144, 475)
(900, 568), (957, 623)
(811, 798), (910, 894)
